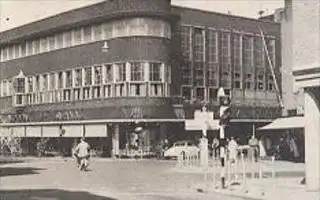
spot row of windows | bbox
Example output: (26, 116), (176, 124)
(13, 82), (170, 106)
(181, 85), (275, 103)
(180, 25), (276, 91)
(0, 62), (171, 98)
(0, 18), (172, 62)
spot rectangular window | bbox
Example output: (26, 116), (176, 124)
(74, 69), (82, 87)
(194, 28), (204, 62)
(181, 26), (191, 61)
(254, 37), (263, 68)
(74, 88), (81, 100)
(130, 62), (144, 81)
(105, 64), (113, 83)
(2, 80), (7, 96)
(33, 39), (40, 54)
(103, 23), (113, 39)
(42, 74), (48, 91)
(94, 66), (102, 85)
(27, 77), (33, 93)
(130, 83), (144, 96)
(115, 63), (126, 82)
(149, 63), (161, 81)
(8, 46), (14, 59)
(209, 88), (217, 102)
(63, 89), (71, 101)
(93, 86), (101, 99)
(83, 26), (92, 42)
(182, 86), (192, 100)
(14, 45), (20, 58)
(35, 76), (40, 91)
(73, 27), (82, 45)
(233, 34), (241, 71)
(147, 19), (161, 35)
(66, 71), (72, 88)
(208, 30), (218, 63)
(21, 42), (26, 57)
(28, 41), (33, 55)
(50, 73), (55, 90)
(56, 33), (64, 49)
(115, 84), (125, 96)
(57, 72), (63, 89)
(84, 67), (92, 86)
(2, 47), (8, 60)
(114, 20), (127, 37)
(150, 83), (163, 96)
(83, 87), (91, 99)
(243, 36), (253, 68)
(64, 31), (72, 47)
(40, 38), (48, 52)
(48, 36), (55, 50)
(93, 24), (102, 41)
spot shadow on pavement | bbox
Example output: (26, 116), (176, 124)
(0, 189), (117, 200)
(0, 158), (25, 165)
(0, 167), (46, 177)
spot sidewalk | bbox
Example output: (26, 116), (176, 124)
(173, 160), (320, 200)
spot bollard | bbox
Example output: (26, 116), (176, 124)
(241, 152), (246, 185)
(271, 156), (275, 178)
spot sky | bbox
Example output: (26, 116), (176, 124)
(0, 0), (284, 32)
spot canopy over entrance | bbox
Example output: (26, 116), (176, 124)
(258, 116), (305, 130)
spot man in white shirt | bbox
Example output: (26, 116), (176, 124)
(74, 137), (91, 171)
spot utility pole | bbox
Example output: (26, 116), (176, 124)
(217, 87), (231, 189)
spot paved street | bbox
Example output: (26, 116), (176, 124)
(0, 157), (254, 200)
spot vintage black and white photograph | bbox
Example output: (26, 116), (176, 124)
(0, 0), (319, 199)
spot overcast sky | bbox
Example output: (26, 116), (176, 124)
(0, 0), (284, 32)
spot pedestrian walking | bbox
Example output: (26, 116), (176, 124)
(212, 137), (220, 159)
(74, 137), (91, 171)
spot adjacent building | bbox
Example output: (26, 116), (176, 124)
(0, 0), (282, 156)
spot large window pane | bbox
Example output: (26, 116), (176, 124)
(57, 72), (63, 89)
(48, 36), (55, 50)
(94, 66), (102, 85)
(93, 24), (102, 41)
(115, 63), (126, 82)
(64, 31), (72, 47)
(105, 64), (113, 83)
(130, 62), (144, 81)
(103, 23), (113, 39)
(66, 71), (72, 88)
(149, 63), (161, 81)
(73, 27), (82, 45)
(84, 67), (92, 86)
(74, 69), (82, 87)
(27, 77), (33, 93)
(83, 26), (92, 42)
(56, 33), (64, 49)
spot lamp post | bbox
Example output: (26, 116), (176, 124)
(199, 104), (209, 167)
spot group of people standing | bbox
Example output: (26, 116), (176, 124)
(210, 135), (266, 163)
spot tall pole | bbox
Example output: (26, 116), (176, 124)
(217, 87), (230, 189)
(220, 124), (226, 188)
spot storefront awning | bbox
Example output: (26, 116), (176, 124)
(258, 116), (305, 130)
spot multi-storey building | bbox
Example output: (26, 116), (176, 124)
(0, 0), (281, 156)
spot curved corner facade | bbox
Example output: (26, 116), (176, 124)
(0, 0), (282, 157)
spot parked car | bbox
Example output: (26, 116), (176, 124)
(164, 140), (200, 159)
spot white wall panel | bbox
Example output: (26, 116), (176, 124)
(85, 124), (107, 137)
(63, 125), (83, 137)
(42, 126), (59, 137)
(26, 126), (41, 137)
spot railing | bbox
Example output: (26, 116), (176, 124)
(175, 149), (277, 189)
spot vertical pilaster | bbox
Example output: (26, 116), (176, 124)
(304, 88), (320, 191)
